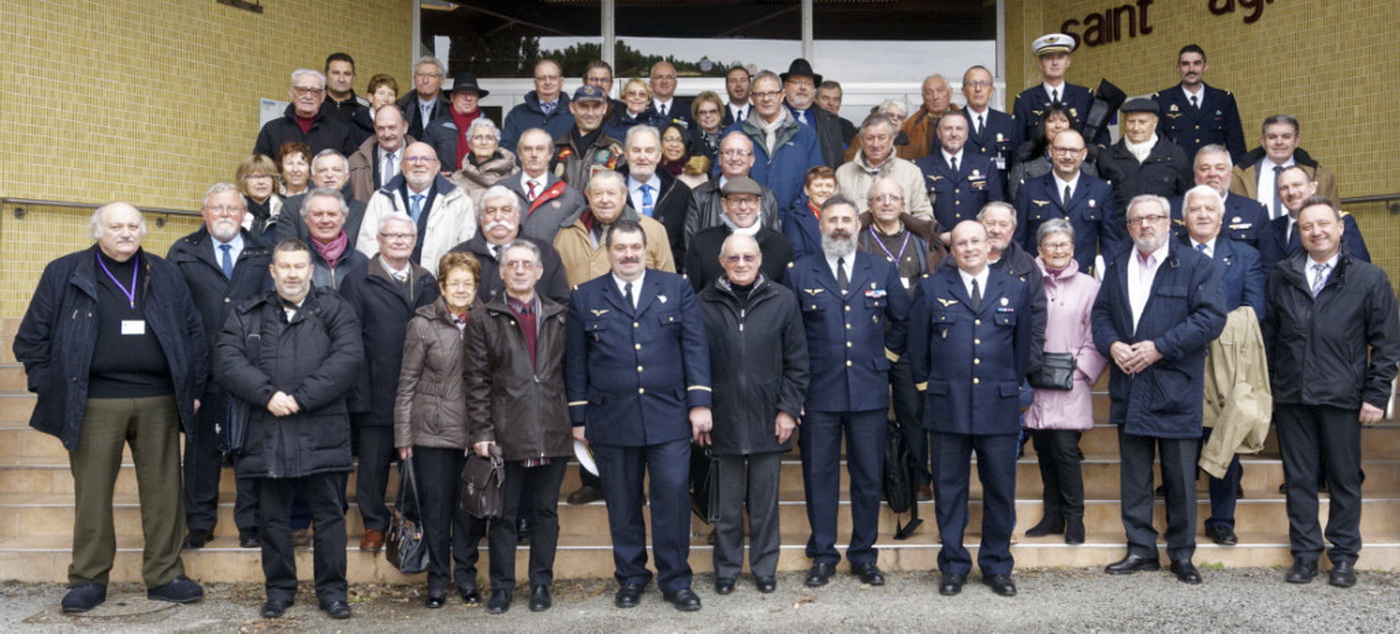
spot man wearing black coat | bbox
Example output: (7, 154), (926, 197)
(215, 240), (365, 620)
(1094, 99), (1193, 214)
(167, 184), (273, 550)
(277, 151), (369, 252)
(451, 185), (570, 305)
(1263, 197), (1400, 588)
(620, 126), (694, 270)
(338, 213), (438, 553)
(698, 233), (809, 595)
(781, 59), (844, 168)
(686, 177), (793, 292)
(254, 69), (357, 160)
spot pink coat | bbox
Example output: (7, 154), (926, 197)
(1024, 257), (1108, 431)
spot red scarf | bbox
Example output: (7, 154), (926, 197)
(295, 114), (315, 135)
(449, 108), (483, 170)
(312, 231), (349, 267)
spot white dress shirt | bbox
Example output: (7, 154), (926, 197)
(212, 232), (245, 267)
(1257, 156), (1295, 219)
(957, 266), (990, 307)
(627, 173), (662, 216)
(1127, 242), (1171, 333)
(1189, 236), (1218, 259)
(1307, 252), (1340, 292)
(612, 271), (646, 309)
(824, 251), (855, 292)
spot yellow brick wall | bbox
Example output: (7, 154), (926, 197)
(1004, 0), (1400, 199)
(0, 0), (411, 316)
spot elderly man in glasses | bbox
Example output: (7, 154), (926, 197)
(685, 177), (794, 291)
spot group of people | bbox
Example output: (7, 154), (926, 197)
(12, 32), (1398, 621)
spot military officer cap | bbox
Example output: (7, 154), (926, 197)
(572, 85), (607, 103)
(721, 176), (763, 197)
(1120, 97), (1161, 115)
(1032, 33), (1076, 56)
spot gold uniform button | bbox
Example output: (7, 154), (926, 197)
(846, 341), (853, 348)
(638, 388), (646, 395)
(634, 343), (641, 350)
(974, 358), (981, 365)
(974, 319), (982, 325)
(973, 377), (980, 385)
(845, 324), (852, 330)
(633, 322), (640, 328)
(637, 365), (644, 372)
(846, 360), (853, 367)
(844, 306), (851, 312)
(974, 338), (981, 345)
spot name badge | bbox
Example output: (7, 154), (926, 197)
(121, 320), (146, 336)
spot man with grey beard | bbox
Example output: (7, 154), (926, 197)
(783, 195), (909, 589)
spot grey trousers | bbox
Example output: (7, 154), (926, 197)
(713, 451), (783, 580)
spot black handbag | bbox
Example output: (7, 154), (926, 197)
(1029, 352), (1077, 391)
(386, 458), (429, 574)
(882, 417), (923, 540)
(460, 444), (504, 520)
(689, 445), (720, 524)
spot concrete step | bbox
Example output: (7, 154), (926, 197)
(0, 365), (24, 392)
(1, 318), (19, 364)
(3, 529), (1400, 584)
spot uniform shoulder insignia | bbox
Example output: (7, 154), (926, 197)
(1031, 199), (1050, 207)
(1339, 209), (1352, 218)
(590, 309), (610, 317)
(926, 174), (943, 181)
(804, 288), (825, 295)
(936, 297), (958, 307)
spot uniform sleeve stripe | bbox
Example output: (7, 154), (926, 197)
(688, 386), (712, 392)
(568, 400), (589, 406)
(915, 382), (928, 392)
(885, 348), (900, 363)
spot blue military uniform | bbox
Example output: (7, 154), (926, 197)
(908, 266), (1032, 578)
(1169, 193), (1268, 249)
(565, 269), (711, 594)
(784, 251), (909, 569)
(1013, 171), (1122, 274)
(915, 151), (1005, 232)
(1152, 84), (1247, 164)
(962, 106), (1017, 191)
(1011, 83), (1108, 148)
(1256, 212), (1370, 279)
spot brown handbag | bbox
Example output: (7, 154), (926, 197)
(459, 444), (504, 520)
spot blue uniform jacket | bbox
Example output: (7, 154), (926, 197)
(1014, 171), (1122, 274)
(915, 151), (1004, 231)
(1152, 83), (1247, 164)
(1179, 235), (1266, 321)
(784, 251), (909, 413)
(1256, 212), (1371, 280)
(962, 106), (1016, 189)
(1168, 193), (1268, 249)
(1011, 83), (1108, 148)
(1091, 242), (1227, 439)
(908, 267), (1032, 435)
(566, 270), (711, 446)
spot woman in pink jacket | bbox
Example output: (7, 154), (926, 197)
(1023, 218), (1108, 545)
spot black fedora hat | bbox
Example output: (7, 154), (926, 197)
(779, 58), (822, 86)
(447, 72), (489, 99)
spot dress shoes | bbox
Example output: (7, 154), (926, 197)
(714, 577), (736, 595)
(614, 583), (644, 608)
(1329, 560), (1357, 588)
(61, 583), (107, 613)
(1208, 525), (1238, 546)
(853, 563), (886, 586)
(529, 585), (552, 612)
(360, 529), (385, 552)
(1170, 560), (1202, 584)
(486, 589), (512, 614)
(459, 587), (481, 605)
(238, 528), (261, 548)
(755, 576), (776, 593)
(425, 593), (446, 609)
(182, 528), (213, 550)
(938, 573), (966, 596)
(1024, 516), (1065, 538)
(319, 599), (351, 620)
(984, 574), (1017, 597)
(1284, 558), (1318, 584)
(1064, 518), (1085, 545)
(260, 597), (293, 618)
(1105, 554), (1161, 575)
(148, 575), (204, 603)
(567, 485), (605, 505)
(805, 561), (836, 587)
(663, 588), (702, 612)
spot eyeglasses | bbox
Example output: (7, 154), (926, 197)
(1050, 146), (1085, 155)
(725, 196), (760, 208)
(293, 86), (324, 96)
(205, 205), (245, 216)
(1039, 242), (1073, 252)
(379, 232), (415, 242)
(870, 194), (902, 204)
(445, 281), (477, 290)
(751, 90), (782, 100)
(403, 156), (438, 164)
(469, 134), (498, 142)
(1126, 214), (1169, 226)
(503, 260), (539, 270)
(785, 78), (814, 88)
(720, 149), (753, 158)
(415, 72), (442, 79)
(723, 254), (758, 264)
(964, 81), (993, 89)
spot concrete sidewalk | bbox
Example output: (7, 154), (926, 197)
(4, 568), (1398, 632)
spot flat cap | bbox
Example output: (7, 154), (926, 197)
(1121, 97), (1160, 115)
(1032, 33), (1076, 56)
(721, 176), (762, 197)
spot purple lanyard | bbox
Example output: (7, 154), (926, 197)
(96, 251), (139, 310)
(868, 226), (910, 265)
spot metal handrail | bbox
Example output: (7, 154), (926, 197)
(1341, 193), (1400, 205)
(2, 197), (201, 219)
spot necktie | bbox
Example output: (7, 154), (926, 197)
(1287, 220), (1299, 250)
(1063, 184), (1072, 207)
(970, 278), (982, 311)
(542, 101), (555, 116)
(1190, 95), (1200, 111)
(836, 257), (849, 293)
(1272, 165), (1285, 219)
(526, 179), (538, 202)
(797, 109), (808, 124)
(410, 194), (425, 221)
(641, 184), (654, 217)
(491, 244), (501, 260)
(1051, 88), (1060, 104)
(383, 152), (396, 187)
(659, 103), (667, 117)
(219, 244), (234, 279)
(624, 282), (636, 309)
(1197, 243), (1211, 258)
(949, 155), (959, 174)
(977, 114), (985, 138)
(1311, 263), (1330, 297)
(421, 103), (432, 126)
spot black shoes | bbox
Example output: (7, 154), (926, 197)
(319, 599), (351, 619)
(663, 588), (702, 612)
(853, 563), (885, 586)
(1208, 525), (1239, 546)
(147, 575), (204, 603)
(260, 597), (293, 618)
(182, 528), (212, 550)
(1170, 560), (1203, 585)
(755, 576), (776, 593)
(238, 528), (261, 548)
(529, 585), (552, 612)
(1329, 560), (1357, 588)
(61, 583), (107, 613)
(425, 593), (446, 609)
(805, 561), (835, 587)
(567, 485), (605, 505)
(614, 582), (644, 608)
(1105, 554), (1162, 575)
(1285, 558), (1318, 584)
(486, 589), (512, 614)
(1064, 518), (1085, 545)
(938, 572), (966, 596)
(1024, 516), (1065, 538)
(459, 587), (481, 605)
(714, 577), (736, 595)
(984, 574), (1017, 597)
